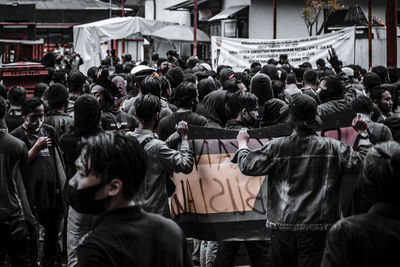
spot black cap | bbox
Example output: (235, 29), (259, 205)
(289, 93), (322, 128)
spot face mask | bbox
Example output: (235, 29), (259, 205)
(68, 181), (111, 215)
(25, 116), (43, 131)
(244, 110), (260, 128)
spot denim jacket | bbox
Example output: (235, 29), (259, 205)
(127, 129), (194, 217)
(234, 128), (370, 231)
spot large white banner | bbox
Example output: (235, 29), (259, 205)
(211, 27), (355, 71)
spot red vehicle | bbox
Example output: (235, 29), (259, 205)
(0, 61), (49, 97)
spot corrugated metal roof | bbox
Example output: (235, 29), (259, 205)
(0, 0), (128, 10)
(165, 0), (210, 11)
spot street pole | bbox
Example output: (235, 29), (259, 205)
(122, 0), (125, 54)
(273, 0), (277, 39)
(386, 0), (397, 67)
(109, 0), (112, 18)
(193, 0), (198, 56)
(368, 0), (372, 69)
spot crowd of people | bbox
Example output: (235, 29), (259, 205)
(0, 46), (400, 267)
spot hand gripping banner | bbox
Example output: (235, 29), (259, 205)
(171, 111), (359, 241)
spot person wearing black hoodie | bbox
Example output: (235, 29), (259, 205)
(203, 68), (239, 128)
(92, 68), (139, 132)
(60, 94), (103, 267)
(214, 91), (269, 267)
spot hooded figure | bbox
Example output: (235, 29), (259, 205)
(219, 68), (235, 86)
(73, 94), (102, 136)
(250, 73), (274, 116)
(203, 89), (229, 128)
(262, 98), (290, 127)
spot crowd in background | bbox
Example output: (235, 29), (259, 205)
(0, 45), (400, 267)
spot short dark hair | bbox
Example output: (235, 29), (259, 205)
(8, 86), (26, 106)
(77, 132), (146, 199)
(319, 75), (344, 103)
(157, 58), (168, 67)
(370, 86), (387, 102)
(175, 81), (198, 109)
(157, 76), (171, 99)
(286, 72), (297, 85)
(22, 97), (43, 115)
(359, 141), (400, 204)
(227, 91), (258, 119)
(34, 83), (49, 98)
(139, 76), (161, 97)
(363, 72), (381, 93)
(371, 65), (389, 84)
(351, 96), (374, 114)
(135, 94), (161, 123)
(316, 58), (325, 67)
(303, 69), (318, 85)
(0, 96), (6, 119)
(165, 67), (184, 89)
(48, 83), (69, 110)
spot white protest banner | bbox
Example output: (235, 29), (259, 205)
(211, 27), (355, 71)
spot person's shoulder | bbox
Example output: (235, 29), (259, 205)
(143, 212), (184, 236)
(0, 132), (25, 148)
(42, 123), (57, 136)
(10, 125), (25, 137)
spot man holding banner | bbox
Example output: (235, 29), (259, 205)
(233, 93), (371, 267)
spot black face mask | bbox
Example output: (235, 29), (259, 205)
(68, 180), (111, 215)
(242, 110), (260, 128)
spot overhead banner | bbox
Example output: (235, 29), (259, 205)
(171, 111), (358, 241)
(211, 27), (355, 71)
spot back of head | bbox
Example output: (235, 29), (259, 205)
(175, 81), (198, 109)
(351, 95), (373, 114)
(165, 67), (184, 89)
(388, 67), (399, 83)
(316, 58), (325, 68)
(34, 83), (49, 98)
(372, 65), (389, 84)
(223, 79), (240, 93)
(52, 70), (66, 85)
(250, 73), (273, 105)
(48, 83), (69, 110)
(22, 97), (43, 116)
(227, 91), (258, 119)
(0, 96), (6, 119)
(79, 132), (146, 199)
(319, 74), (344, 103)
(289, 93), (320, 128)
(135, 94), (161, 123)
(363, 72), (381, 93)
(286, 72), (297, 85)
(74, 94), (101, 134)
(68, 72), (86, 94)
(260, 64), (279, 80)
(198, 77), (217, 101)
(184, 73), (197, 84)
(87, 67), (98, 82)
(303, 69), (318, 85)
(359, 141), (400, 205)
(8, 86), (27, 106)
(139, 75), (161, 97)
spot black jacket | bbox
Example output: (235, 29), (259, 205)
(44, 110), (74, 137)
(0, 131), (31, 221)
(77, 206), (193, 267)
(322, 202), (400, 267)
